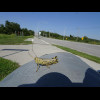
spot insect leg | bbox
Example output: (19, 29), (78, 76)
(36, 64), (40, 72)
(46, 64), (50, 69)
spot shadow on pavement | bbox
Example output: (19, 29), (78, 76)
(1, 49), (29, 58)
(1, 49), (29, 51)
(18, 68), (100, 87)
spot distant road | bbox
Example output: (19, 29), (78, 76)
(40, 36), (100, 57)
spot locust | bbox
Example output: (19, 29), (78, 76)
(34, 56), (58, 72)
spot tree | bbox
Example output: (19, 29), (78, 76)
(0, 24), (5, 33)
(84, 36), (89, 42)
(5, 20), (21, 34)
(21, 28), (30, 36)
(28, 30), (35, 36)
(69, 35), (74, 40)
(0, 20), (35, 36)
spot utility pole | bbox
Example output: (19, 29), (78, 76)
(15, 31), (16, 36)
(63, 30), (65, 40)
(22, 31), (23, 36)
(37, 23), (39, 38)
(43, 32), (44, 37)
(63, 35), (64, 40)
(49, 31), (50, 38)
(76, 27), (80, 41)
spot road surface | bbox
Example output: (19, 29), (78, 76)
(40, 36), (100, 57)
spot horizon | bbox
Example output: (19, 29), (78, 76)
(0, 12), (100, 40)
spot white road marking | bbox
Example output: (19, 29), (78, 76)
(41, 40), (50, 44)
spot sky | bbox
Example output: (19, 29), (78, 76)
(0, 12), (100, 40)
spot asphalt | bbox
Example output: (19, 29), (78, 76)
(41, 36), (100, 57)
(1, 52), (100, 87)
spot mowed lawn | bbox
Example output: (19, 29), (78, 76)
(0, 57), (20, 81)
(0, 34), (33, 45)
(0, 34), (33, 81)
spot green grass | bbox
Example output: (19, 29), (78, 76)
(0, 57), (20, 81)
(66, 39), (100, 45)
(0, 34), (33, 45)
(53, 44), (100, 64)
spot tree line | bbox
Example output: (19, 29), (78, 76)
(40, 30), (100, 44)
(0, 20), (34, 36)
(40, 31), (63, 40)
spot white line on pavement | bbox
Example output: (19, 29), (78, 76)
(41, 40), (50, 44)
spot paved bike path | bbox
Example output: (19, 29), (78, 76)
(0, 52), (100, 87)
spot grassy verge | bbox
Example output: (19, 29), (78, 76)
(0, 34), (33, 45)
(53, 44), (100, 64)
(0, 57), (20, 81)
(65, 39), (100, 45)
